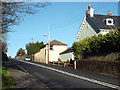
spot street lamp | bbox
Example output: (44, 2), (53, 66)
(44, 24), (50, 64)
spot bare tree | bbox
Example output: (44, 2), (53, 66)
(1, 1), (50, 34)
(0, 1), (50, 52)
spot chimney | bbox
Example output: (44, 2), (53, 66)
(86, 5), (94, 17)
(109, 12), (112, 16)
(107, 11), (112, 16)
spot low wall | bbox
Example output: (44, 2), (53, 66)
(77, 60), (120, 77)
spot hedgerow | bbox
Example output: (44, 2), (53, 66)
(72, 27), (120, 59)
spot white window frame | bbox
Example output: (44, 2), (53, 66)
(106, 18), (114, 25)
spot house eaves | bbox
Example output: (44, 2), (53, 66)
(76, 15), (86, 39)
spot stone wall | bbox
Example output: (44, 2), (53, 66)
(77, 52), (120, 76)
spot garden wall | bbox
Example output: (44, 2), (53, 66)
(77, 60), (120, 76)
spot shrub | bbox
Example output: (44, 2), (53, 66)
(72, 27), (120, 60)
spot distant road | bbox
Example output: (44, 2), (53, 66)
(10, 58), (119, 89)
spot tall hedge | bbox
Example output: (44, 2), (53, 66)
(72, 27), (120, 59)
(26, 41), (44, 55)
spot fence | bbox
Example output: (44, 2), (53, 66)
(49, 62), (74, 68)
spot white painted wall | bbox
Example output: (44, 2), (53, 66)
(34, 47), (46, 63)
(59, 52), (74, 62)
(34, 45), (67, 63)
(49, 45), (67, 62)
(99, 29), (113, 35)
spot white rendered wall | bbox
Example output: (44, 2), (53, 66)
(34, 47), (46, 63)
(99, 29), (113, 35)
(49, 45), (67, 62)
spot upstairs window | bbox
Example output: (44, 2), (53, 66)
(50, 46), (53, 50)
(106, 18), (113, 25)
(108, 20), (112, 23)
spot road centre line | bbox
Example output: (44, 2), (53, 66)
(18, 59), (120, 89)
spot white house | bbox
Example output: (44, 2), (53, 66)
(34, 40), (67, 63)
(76, 5), (120, 41)
(59, 48), (74, 62)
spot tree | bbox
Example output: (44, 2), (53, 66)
(1, 1), (50, 60)
(1, 1), (50, 34)
(26, 41), (44, 55)
(16, 48), (25, 56)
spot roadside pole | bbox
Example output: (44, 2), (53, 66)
(74, 60), (77, 70)
(48, 24), (50, 64)
(44, 24), (50, 64)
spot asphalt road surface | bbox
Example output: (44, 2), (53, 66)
(8, 58), (120, 89)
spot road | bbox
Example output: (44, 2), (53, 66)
(8, 58), (120, 89)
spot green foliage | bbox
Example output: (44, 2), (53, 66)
(2, 67), (14, 89)
(72, 28), (120, 59)
(26, 41), (44, 55)
(16, 48), (25, 56)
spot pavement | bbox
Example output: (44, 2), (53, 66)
(3, 60), (50, 89)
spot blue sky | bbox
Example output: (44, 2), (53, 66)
(7, 2), (118, 58)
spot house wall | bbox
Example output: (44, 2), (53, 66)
(78, 21), (97, 40)
(78, 16), (100, 41)
(59, 52), (74, 62)
(99, 29), (113, 35)
(49, 45), (67, 62)
(34, 47), (46, 63)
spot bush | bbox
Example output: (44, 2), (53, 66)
(72, 27), (120, 60)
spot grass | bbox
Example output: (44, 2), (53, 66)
(2, 66), (14, 89)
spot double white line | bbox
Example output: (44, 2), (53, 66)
(18, 59), (120, 89)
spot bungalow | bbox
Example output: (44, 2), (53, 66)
(76, 5), (120, 41)
(34, 40), (67, 64)
(59, 48), (74, 62)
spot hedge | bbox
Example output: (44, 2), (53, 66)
(72, 27), (120, 59)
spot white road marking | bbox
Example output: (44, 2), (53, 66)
(18, 59), (120, 89)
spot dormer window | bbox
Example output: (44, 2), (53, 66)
(106, 18), (113, 25)
(108, 20), (112, 23)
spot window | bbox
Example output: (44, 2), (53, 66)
(50, 46), (53, 50)
(108, 20), (112, 23)
(106, 18), (113, 25)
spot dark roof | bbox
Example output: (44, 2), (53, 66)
(40, 40), (67, 49)
(60, 48), (73, 55)
(87, 14), (120, 29)
(49, 40), (67, 46)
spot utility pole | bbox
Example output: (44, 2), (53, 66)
(48, 24), (50, 64)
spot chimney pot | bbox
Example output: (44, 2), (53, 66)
(88, 4), (92, 10)
(109, 12), (112, 16)
(86, 5), (94, 17)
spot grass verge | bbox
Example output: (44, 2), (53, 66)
(2, 66), (14, 89)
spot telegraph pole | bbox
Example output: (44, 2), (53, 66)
(48, 24), (50, 64)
